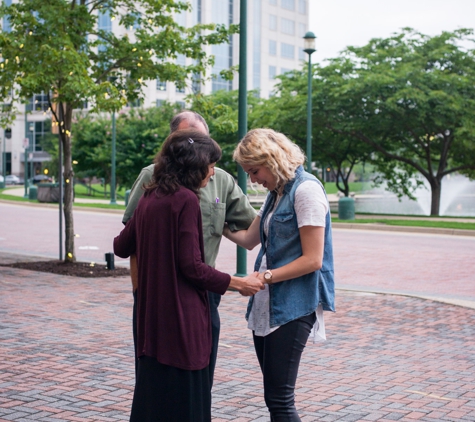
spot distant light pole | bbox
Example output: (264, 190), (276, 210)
(1, 130), (5, 189)
(303, 31), (316, 174)
(110, 110), (117, 205)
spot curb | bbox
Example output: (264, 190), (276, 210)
(0, 198), (124, 214)
(337, 287), (475, 310)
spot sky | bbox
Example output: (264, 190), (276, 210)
(309, 0), (475, 63)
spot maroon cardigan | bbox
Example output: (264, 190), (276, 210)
(114, 187), (231, 370)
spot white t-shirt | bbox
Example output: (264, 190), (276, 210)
(248, 181), (329, 342)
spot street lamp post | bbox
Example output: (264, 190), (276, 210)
(303, 31), (316, 174)
(23, 111), (29, 198)
(110, 110), (117, 205)
(235, 0), (248, 277)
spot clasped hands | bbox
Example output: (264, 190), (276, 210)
(232, 271), (266, 297)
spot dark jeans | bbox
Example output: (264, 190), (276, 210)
(132, 290), (221, 389)
(253, 312), (316, 422)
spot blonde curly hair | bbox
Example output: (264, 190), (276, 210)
(233, 128), (306, 193)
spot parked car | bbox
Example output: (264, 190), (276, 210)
(30, 174), (53, 184)
(5, 175), (21, 185)
(0, 174), (4, 184)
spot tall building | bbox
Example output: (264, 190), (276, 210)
(1, 0), (309, 178)
(152, 0), (309, 103)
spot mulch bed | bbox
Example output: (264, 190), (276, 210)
(1, 260), (130, 278)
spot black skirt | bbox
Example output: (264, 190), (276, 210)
(130, 356), (211, 422)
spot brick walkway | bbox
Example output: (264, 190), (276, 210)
(1, 264), (475, 421)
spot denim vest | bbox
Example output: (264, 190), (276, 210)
(246, 166), (335, 327)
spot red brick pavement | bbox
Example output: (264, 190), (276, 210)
(1, 266), (475, 421)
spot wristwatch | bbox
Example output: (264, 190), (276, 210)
(264, 270), (273, 284)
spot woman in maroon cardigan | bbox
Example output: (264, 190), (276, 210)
(114, 129), (262, 422)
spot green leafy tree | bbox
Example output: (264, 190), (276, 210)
(0, 0), (236, 261)
(248, 69), (372, 196)
(190, 90), (260, 176)
(317, 29), (475, 215)
(72, 104), (178, 189)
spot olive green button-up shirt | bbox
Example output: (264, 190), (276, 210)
(123, 164), (256, 267)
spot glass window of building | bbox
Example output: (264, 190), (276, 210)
(156, 79), (166, 91)
(211, 0), (233, 92)
(281, 0), (295, 11)
(98, 9), (112, 32)
(27, 93), (49, 112)
(97, 9), (112, 53)
(177, 54), (186, 66)
(269, 66), (277, 79)
(298, 0), (306, 14)
(176, 101), (186, 109)
(281, 43), (295, 59)
(191, 0), (201, 25)
(156, 100), (164, 107)
(33, 121), (50, 152)
(269, 40), (277, 56)
(299, 48), (305, 60)
(299, 22), (306, 37)
(281, 68), (291, 74)
(175, 9), (186, 27)
(269, 14), (277, 31)
(192, 70), (201, 94)
(175, 55), (186, 93)
(131, 12), (141, 30)
(269, 0), (277, 4)
(281, 18), (295, 35)
(253, 0), (262, 91)
(176, 53), (186, 92)
(2, 0), (12, 32)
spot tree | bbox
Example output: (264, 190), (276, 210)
(72, 103), (178, 188)
(0, 0), (236, 261)
(190, 90), (260, 176)
(317, 29), (475, 215)
(248, 69), (372, 196)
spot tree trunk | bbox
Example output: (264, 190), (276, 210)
(429, 178), (442, 216)
(60, 103), (75, 262)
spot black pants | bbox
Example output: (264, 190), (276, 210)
(208, 291), (221, 388)
(132, 290), (221, 389)
(253, 312), (316, 422)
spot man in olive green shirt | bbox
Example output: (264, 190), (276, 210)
(123, 111), (256, 387)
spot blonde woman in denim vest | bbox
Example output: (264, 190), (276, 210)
(224, 128), (335, 422)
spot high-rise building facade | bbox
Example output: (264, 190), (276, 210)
(151, 0), (309, 103)
(1, 0), (309, 178)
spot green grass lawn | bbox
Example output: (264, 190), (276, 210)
(323, 182), (372, 195)
(1, 187), (473, 230)
(0, 191), (31, 202)
(74, 183), (127, 199)
(0, 188), (126, 209)
(332, 218), (475, 230)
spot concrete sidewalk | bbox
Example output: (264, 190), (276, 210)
(1, 261), (475, 421)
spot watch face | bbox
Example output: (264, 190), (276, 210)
(264, 272), (271, 280)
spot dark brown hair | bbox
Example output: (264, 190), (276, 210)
(145, 129), (221, 196)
